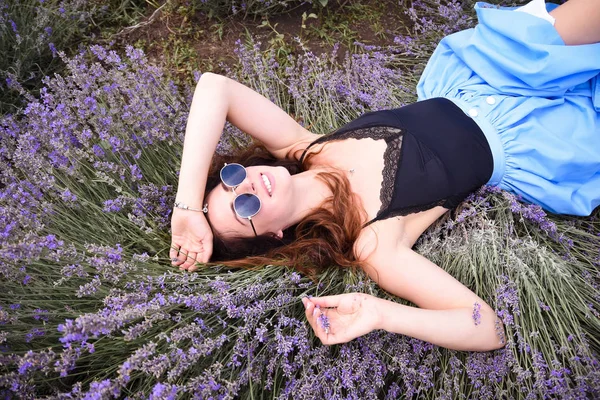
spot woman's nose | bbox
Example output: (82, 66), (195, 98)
(235, 178), (256, 194)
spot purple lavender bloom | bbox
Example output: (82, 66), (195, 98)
(149, 382), (178, 400)
(85, 379), (121, 399)
(130, 164), (143, 181)
(317, 312), (330, 333)
(25, 327), (46, 343)
(59, 188), (77, 202)
(472, 302), (482, 326)
(32, 309), (49, 322)
(495, 275), (521, 325)
(538, 301), (551, 312)
(92, 144), (105, 158)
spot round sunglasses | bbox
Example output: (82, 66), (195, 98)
(220, 163), (261, 236)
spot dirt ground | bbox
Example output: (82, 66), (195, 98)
(116, 0), (411, 82)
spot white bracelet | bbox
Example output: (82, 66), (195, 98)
(174, 201), (208, 213)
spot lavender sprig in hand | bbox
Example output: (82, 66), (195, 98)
(316, 306), (331, 334)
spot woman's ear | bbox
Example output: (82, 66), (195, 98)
(275, 229), (284, 239)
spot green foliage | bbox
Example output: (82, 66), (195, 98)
(188, 0), (302, 19)
(188, 0), (351, 19)
(256, 20), (296, 63)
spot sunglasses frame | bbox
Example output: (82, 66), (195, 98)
(220, 163), (261, 236)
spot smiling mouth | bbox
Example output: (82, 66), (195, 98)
(261, 173), (272, 196)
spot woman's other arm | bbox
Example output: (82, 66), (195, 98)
(303, 227), (505, 351)
(366, 246), (504, 351)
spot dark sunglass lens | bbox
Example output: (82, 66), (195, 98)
(221, 164), (246, 187)
(234, 194), (261, 218)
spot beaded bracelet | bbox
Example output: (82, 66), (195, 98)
(174, 201), (208, 214)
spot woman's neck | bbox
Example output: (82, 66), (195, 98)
(285, 168), (335, 228)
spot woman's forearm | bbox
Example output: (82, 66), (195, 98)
(375, 298), (505, 352)
(176, 73), (229, 207)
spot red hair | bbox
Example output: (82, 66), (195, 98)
(205, 143), (366, 278)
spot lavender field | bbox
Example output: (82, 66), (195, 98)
(1, 0), (599, 398)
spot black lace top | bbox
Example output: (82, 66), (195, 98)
(299, 97), (494, 225)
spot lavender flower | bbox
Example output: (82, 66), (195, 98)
(538, 301), (551, 312)
(472, 302), (482, 326)
(317, 311), (330, 333)
(149, 382), (179, 400)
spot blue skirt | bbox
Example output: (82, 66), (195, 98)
(417, 0), (600, 216)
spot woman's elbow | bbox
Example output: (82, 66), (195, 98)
(196, 72), (227, 90)
(484, 311), (506, 351)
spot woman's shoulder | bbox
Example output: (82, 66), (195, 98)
(353, 207), (449, 262)
(353, 216), (409, 263)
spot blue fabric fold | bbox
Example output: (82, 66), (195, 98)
(417, 1), (600, 216)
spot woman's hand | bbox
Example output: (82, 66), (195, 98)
(170, 208), (213, 271)
(302, 293), (382, 345)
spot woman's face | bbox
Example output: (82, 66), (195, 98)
(205, 165), (294, 239)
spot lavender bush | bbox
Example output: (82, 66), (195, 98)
(1, 0), (599, 398)
(1, 0), (88, 113)
(0, 0), (149, 114)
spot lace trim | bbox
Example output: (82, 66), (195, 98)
(385, 199), (447, 219)
(380, 134), (403, 213)
(330, 126), (404, 215)
(333, 125), (402, 142)
(304, 125), (405, 216)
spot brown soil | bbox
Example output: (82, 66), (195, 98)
(117, 0), (411, 82)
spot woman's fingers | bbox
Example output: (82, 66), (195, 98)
(307, 295), (343, 308)
(169, 244), (179, 260)
(304, 300), (320, 333)
(170, 246), (195, 268)
(170, 245), (210, 270)
(170, 244), (184, 266)
(171, 238), (209, 269)
(179, 250), (198, 270)
(302, 298), (331, 343)
(302, 295), (372, 346)
(180, 251), (198, 270)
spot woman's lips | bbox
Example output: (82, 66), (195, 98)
(261, 171), (275, 197)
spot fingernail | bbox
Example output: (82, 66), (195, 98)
(312, 308), (319, 317)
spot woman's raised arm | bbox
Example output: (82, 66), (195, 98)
(172, 73), (317, 270)
(178, 72), (317, 215)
